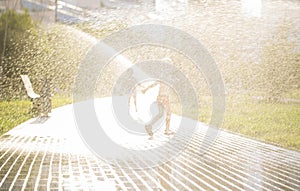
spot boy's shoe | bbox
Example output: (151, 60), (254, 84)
(145, 125), (153, 136)
(164, 130), (174, 135)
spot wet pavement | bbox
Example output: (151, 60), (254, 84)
(0, 97), (300, 191)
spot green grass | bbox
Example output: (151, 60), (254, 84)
(0, 100), (32, 135)
(196, 94), (300, 151)
(284, 89), (300, 99)
(1, 93), (299, 151)
(0, 95), (72, 136)
(51, 94), (73, 108)
(171, 91), (300, 151)
(222, 97), (300, 151)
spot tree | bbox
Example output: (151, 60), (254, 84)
(0, 9), (37, 100)
(0, 9), (35, 58)
(0, 9), (99, 100)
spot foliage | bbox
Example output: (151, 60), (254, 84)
(220, 23), (300, 101)
(0, 10), (95, 100)
(74, 19), (128, 39)
(255, 24), (300, 101)
(29, 24), (94, 95)
(0, 9), (35, 51)
(0, 9), (36, 74)
(0, 9), (38, 99)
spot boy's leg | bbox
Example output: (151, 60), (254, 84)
(161, 96), (173, 135)
(145, 101), (164, 137)
(165, 110), (171, 134)
(145, 125), (153, 137)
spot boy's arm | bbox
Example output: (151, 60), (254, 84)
(128, 92), (138, 112)
(141, 82), (159, 94)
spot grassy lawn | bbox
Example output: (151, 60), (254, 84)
(0, 100), (31, 135)
(0, 95), (72, 136)
(222, 97), (300, 151)
(0, 93), (299, 151)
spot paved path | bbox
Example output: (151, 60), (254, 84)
(0, 97), (300, 191)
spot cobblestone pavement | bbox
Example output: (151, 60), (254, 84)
(0, 98), (300, 191)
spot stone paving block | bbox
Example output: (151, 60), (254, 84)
(1, 100), (300, 190)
